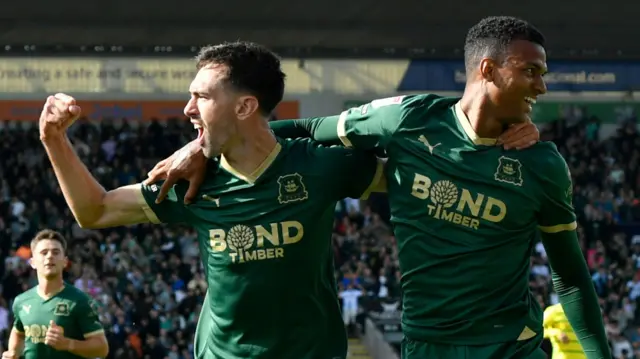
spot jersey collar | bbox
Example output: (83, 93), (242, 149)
(36, 283), (66, 300)
(220, 142), (282, 184)
(453, 102), (499, 146)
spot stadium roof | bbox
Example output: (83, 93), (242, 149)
(0, 0), (637, 59)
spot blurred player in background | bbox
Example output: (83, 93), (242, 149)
(146, 17), (610, 359)
(1, 230), (108, 359)
(544, 303), (586, 359)
(39, 42), (384, 359)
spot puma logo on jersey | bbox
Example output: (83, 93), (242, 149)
(202, 195), (220, 207)
(22, 305), (31, 314)
(418, 135), (441, 154)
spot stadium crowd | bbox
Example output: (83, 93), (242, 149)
(0, 105), (638, 359)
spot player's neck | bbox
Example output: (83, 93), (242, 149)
(460, 87), (505, 139)
(222, 123), (278, 177)
(37, 276), (65, 299)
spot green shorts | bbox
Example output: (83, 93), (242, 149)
(401, 335), (547, 359)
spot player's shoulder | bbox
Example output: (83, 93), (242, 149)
(522, 141), (570, 180)
(394, 94), (460, 128)
(390, 93), (457, 112)
(362, 93), (455, 114)
(398, 93), (456, 109)
(12, 287), (38, 306)
(64, 284), (94, 303)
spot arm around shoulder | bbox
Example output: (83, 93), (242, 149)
(269, 116), (342, 145)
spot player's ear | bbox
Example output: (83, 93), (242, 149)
(235, 96), (259, 121)
(29, 257), (36, 270)
(479, 58), (496, 82)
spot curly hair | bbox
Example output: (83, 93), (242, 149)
(464, 16), (545, 74)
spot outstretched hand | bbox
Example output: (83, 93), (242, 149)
(144, 140), (208, 204)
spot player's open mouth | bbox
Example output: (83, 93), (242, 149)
(192, 123), (204, 141)
(524, 97), (536, 105)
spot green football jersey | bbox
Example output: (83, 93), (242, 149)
(336, 94), (576, 345)
(137, 137), (381, 359)
(12, 284), (104, 359)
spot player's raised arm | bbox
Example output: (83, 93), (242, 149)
(39, 94), (187, 228)
(536, 149), (610, 359)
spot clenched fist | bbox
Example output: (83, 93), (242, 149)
(44, 320), (70, 351)
(1, 350), (17, 359)
(39, 93), (82, 141)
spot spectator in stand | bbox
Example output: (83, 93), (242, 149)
(339, 284), (363, 336)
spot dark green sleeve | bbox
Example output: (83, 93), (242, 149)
(137, 181), (192, 224)
(315, 146), (382, 200)
(270, 117), (343, 145)
(75, 297), (104, 338)
(536, 150), (577, 233)
(271, 95), (420, 151)
(11, 298), (23, 333)
(536, 148), (609, 358)
(542, 230), (610, 359)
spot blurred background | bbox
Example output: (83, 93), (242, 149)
(1, 1), (640, 359)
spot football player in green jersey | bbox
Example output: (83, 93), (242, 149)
(144, 18), (610, 359)
(39, 42), (383, 359)
(2, 230), (108, 359)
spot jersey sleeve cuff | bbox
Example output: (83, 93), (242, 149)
(135, 184), (162, 224)
(83, 329), (105, 338)
(13, 326), (23, 334)
(538, 221), (577, 233)
(337, 111), (353, 148)
(360, 158), (384, 200)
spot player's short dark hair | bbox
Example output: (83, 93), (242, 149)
(464, 16), (546, 74)
(195, 41), (286, 116)
(31, 229), (67, 253)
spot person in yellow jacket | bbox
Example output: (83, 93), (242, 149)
(543, 303), (586, 359)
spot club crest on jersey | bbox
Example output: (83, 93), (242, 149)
(277, 173), (308, 204)
(53, 302), (70, 316)
(494, 156), (523, 186)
